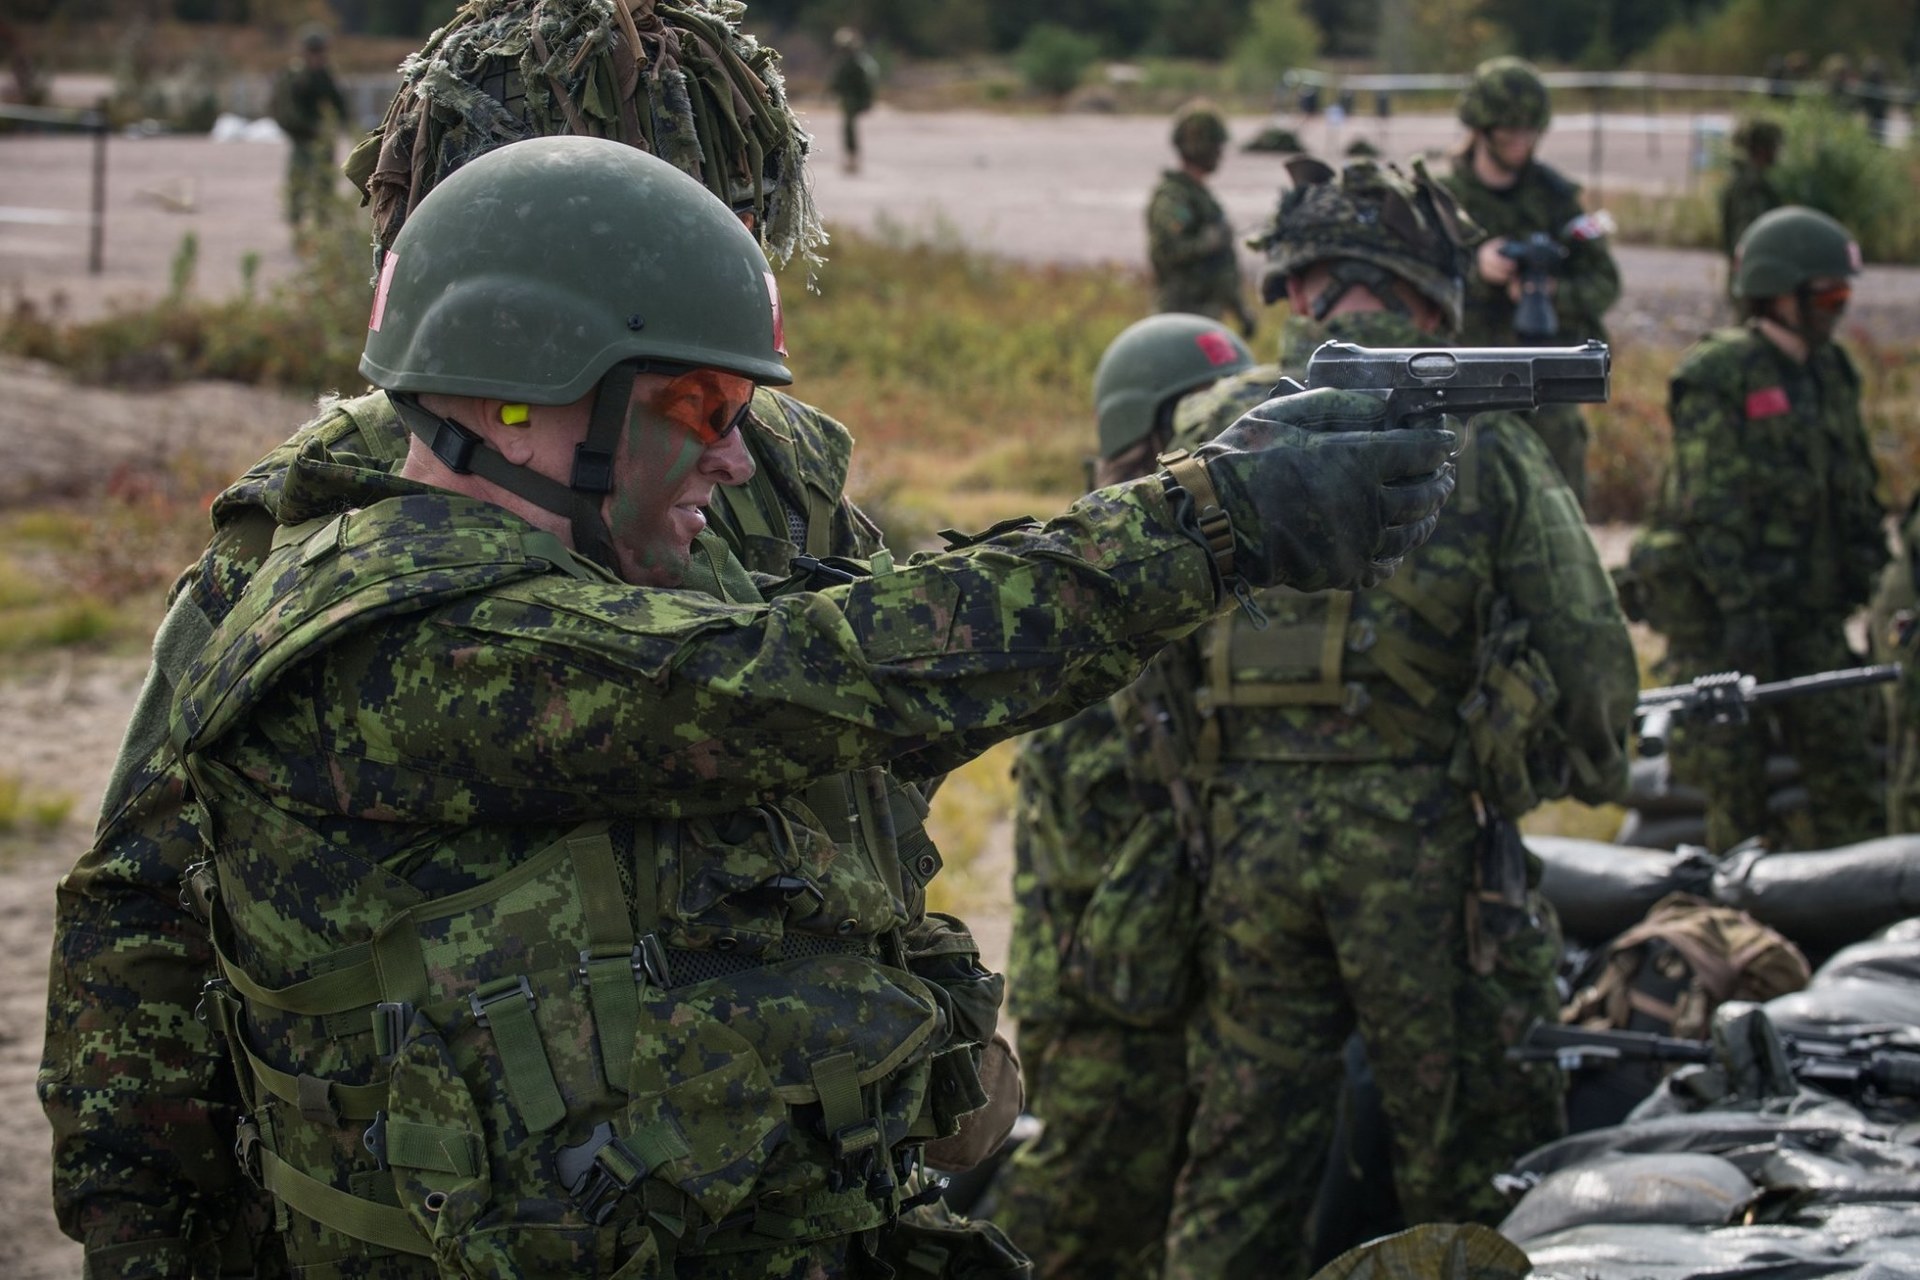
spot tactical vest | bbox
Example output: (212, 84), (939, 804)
(174, 499), (966, 1277)
(1191, 440), (1488, 766)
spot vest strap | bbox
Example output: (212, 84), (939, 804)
(571, 829), (643, 1093)
(258, 1147), (434, 1258)
(470, 975), (567, 1133)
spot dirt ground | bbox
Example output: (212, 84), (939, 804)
(0, 103), (1905, 1271)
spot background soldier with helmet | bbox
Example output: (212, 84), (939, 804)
(271, 24), (348, 234)
(828, 27), (879, 175)
(1156, 158), (1637, 1279)
(990, 314), (1255, 1280)
(1720, 117), (1784, 265)
(1441, 56), (1621, 509)
(1148, 101), (1256, 337)
(1628, 207), (1886, 855)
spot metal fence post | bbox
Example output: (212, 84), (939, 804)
(88, 96), (107, 275)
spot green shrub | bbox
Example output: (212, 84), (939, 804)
(1015, 24), (1101, 98)
(1769, 100), (1919, 262)
(1230, 0), (1321, 95)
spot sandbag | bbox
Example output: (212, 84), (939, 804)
(1523, 1206), (1920, 1280)
(1714, 838), (1920, 956)
(1613, 810), (1706, 853)
(1499, 1152), (1755, 1245)
(1528, 837), (1716, 947)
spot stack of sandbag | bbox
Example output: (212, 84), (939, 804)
(1766, 918), (1920, 1035)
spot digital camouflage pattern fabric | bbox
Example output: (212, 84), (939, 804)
(1160, 309), (1636, 1280)
(1641, 324), (1887, 853)
(1147, 169), (1248, 328)
(164, 432), (1217, 1273)
(991, 701), (1192, 1280)
(38, 388), (898, 1278)
(273, 55), (347, 229)
(1439, 152), (1620, 504)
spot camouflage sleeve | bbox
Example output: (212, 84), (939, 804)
(1484, 420), (1637, 803)
(1147, 181), (1232, 274)
(1554, 188), (1620, 341)
(202, 479), (1219, 818)
(1830, 347), (1891, 606)
(1667, 366), (1768, 617)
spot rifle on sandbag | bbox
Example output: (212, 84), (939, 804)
(1634, 663), (1901, 758)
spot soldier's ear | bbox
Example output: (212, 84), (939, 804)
(1285, 155), (1336, 189)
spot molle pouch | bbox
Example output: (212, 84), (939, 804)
(906, 914), (1007, 1139)
(1455, 608), (1564, 817)
(1062, 813), (1202, 1029)
(655, 801), (905, 954)
(877, 1201), (1034, 1279)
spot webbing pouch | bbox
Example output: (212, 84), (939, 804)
(1063, 810), (1203, 1028)
(1200, 587), (1353, 709)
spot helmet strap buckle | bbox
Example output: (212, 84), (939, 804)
(428, 415), (482, 474)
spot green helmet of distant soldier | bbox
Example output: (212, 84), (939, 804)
(1251, 155), (1479, 333)
(1092, 314), (1254, 462)
(1172, 101), (1230, 169)
(361, 135), (790, 568)
(344, 0), (823, 270)
(1457, 56), (1552, 132)
(1731, 205), (1861, 300)
(1730, 116), (1784, 160)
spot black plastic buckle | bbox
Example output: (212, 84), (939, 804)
(826, 1120), (883, 1193)
(468, 975), (537, 1028)
(371, 1000), (413, 1061)
(571, 445), (615, 494)
(555, 1121), (648, 1226)
(429, 418), (481, 474)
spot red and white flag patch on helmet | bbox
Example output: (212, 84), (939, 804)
(369, 252), (399, 332)
(1196, 331), (1240, 366)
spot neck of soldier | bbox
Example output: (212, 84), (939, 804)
(399, 400), (587, 549)
(1469, 138), (1523, 191)
(1180, 159), (1215, 183)
(1754, 299), (1812, 364)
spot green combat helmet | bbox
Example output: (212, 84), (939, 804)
(1173, 100), (1230, 168)
(361, 135), (790, 566)
(1731, 116), (1784, 158)
(1251, 155), (1479, 331)
(1457, 56), (1551, 132)
(1092, 314), (1254, 460)
(1731, 205), (1862, 299)
(344, 0), (823, 270)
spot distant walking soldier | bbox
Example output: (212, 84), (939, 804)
(1148, 102), (1255, 337)
(1720, 117), (1784, 263)
(1441, 57), (1620, 508)
(993, 314), (1256, 1280)
(829, 27), (878, 175)
(1630, 207), (1887, 853)
(271, 25), (348, 233)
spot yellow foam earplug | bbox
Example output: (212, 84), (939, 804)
(501, 403), (530, 426)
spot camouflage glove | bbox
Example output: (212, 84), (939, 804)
(1167, 387), (1455, 593)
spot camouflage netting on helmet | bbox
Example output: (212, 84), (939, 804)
(1251, 157), (1479, 331)
(347, 0), (824, 269)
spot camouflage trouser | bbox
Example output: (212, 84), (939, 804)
(1668, 627), (1884, 853)
(284, 135), (334, 229)
(1526, 403), (1588, 511)
(1161, 762), (1563, 1280)
(991, 1020), (1190, 1280)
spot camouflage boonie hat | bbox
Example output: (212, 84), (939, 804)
(1458, 56), (1551, 131)
(345, 0), (823, 269)
(1172, 101), (1229, 162)
(1252, 156), (1479, 331)
(1731, 116), (1784, 156)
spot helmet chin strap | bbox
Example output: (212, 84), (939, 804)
(391, 362), (640, 572)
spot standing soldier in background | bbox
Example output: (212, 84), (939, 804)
(828, 27), (878, 175)
(1441, 57), (1620, 509)
(1627, 207), (1886, 854)
(992, 315), (1255, 1280)
(1159, 158), (1637, 1279)
(1859, 57), (1892, 143)
(270, 25), (348, 235)
(1148, 102), (1256, 337)
(1720, 117), (1784, 266)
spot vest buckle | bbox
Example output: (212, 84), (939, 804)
(469, 975), (538, 1027)
(556, 1121), (649, 1225)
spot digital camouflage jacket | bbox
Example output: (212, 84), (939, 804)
(1146, 169), (1244, 323)
(1172, 310), (1634, 804)
(39, 387), (898, 1277)
(162, 435), (1213, 1272)
(1720, 160), (1782, 260)
(1440, 154), (1620, 347)
(1652, 324), (1886, 627)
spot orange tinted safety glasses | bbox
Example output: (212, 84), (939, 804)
(1806, 282), (1853, 312)
(649, 368), (757, 446)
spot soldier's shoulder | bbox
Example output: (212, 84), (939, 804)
(1674, 326), (1765, 382)
(1171, 364), (1281, 444)
(1472, 413), (1566, 489)
(1523, 159), (1582, 202)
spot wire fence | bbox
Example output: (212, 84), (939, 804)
(0, 101), (110, 274)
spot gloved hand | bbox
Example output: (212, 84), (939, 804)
(1721, 611), (1777, 679)
(1187, 388), (1456, 593)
